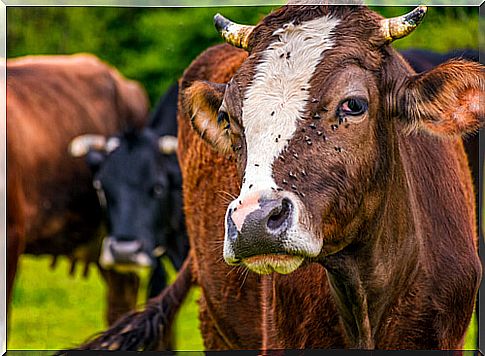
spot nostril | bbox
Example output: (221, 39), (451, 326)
(115, 235), (137, 242)
(267, 198), (292, 232)
(111, 239), (143, 255)
(226, 213), (239, 242)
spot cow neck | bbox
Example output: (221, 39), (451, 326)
(321, 135), (422, 349)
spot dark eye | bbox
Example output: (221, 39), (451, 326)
(217, 111), (230, 130)
(339, 98), (368, 116)
(151, 184), (165, 198)
(93, 179), (102, 190)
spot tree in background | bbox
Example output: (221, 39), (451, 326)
(7, 6), (479, 107)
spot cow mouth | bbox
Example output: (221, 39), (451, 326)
(224, 191), (321, 274)
(99, 237), (154, 273)
(241, 254), (304, 274)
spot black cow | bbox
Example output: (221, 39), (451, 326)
(70, 83), (189, 298)
(401, 48), (479, 73)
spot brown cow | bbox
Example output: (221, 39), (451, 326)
(7, 54), (149, 325)
(78, 5), (483, 351)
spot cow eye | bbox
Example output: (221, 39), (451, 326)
(151, 184), (165, 198)
(217, 111), (230, 130)
(339, 98), (368, 116)
(93, 180), (102, 190)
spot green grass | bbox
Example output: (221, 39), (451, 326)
(7, 255), (478, 350)
(8, 255), (203, 351)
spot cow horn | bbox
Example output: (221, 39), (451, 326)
(380, 6), (427, 43)
(105, 137), (120, 154)
(158, 135), (178, 155)
(69, 134), (107, 157)
(214, 13), (255, 51)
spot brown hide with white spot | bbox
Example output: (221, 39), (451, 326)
(182, 5), (482, 350)
(179, 43), (344, 350)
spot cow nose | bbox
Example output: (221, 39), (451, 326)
(266, 198), (292, 233)
(114, 234), (139, 243)
(227, 196), (294, 260)
(99, 236), (154, 270)
(111, 238), (142, 255)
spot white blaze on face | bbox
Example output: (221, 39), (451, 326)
(238, 15), (340, 199)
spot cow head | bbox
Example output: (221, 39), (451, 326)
(184, 5), (484, 274)
(69, 129), (181, 272)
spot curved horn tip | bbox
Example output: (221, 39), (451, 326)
(407, 5), (428, 25)
(382, 5), (428, 43)
(159, 135), (178, 155)
(105, 137), (120, 154)
(68, 134), (106, 157)
(213, 13), (255, 51)
(68, 139), (85, 157)
(214, 13), (230, 33)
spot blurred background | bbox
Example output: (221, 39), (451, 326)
(6, 5), (479, 351)
(7, 6), (479, 106)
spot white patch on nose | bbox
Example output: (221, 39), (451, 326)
(224, 15), (340, 267)
(238, 15), (340, 199)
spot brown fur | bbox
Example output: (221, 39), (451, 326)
(7, 54), (149, 325)
(404, 60), (484, 135)
(181, 5), (481, 350)
(178, 43), (345, 350)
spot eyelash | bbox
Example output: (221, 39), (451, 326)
(217, 111), (230, 130)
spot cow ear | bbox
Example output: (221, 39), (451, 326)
(401, 60), (484, 136)
(183, 81), (232, 153)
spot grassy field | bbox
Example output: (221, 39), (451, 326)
(7, 255), (478, 351)
(8, 255), (203, 351)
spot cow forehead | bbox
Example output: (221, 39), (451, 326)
(237, 15), (340, 197)
(100, 137), (160, 185)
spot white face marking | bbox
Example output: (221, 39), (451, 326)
(238, 15), (340, 198)
(223, 16), (340, 268)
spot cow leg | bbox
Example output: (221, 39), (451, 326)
(6, 226), (25, 310)
(98, 268), (140, 325)
(7, 171), (26, 313)
(146, 258), (167, 299)
(146, 258), (173, 350)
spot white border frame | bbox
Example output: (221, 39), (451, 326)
(1, 2), (483, 355)
(1, 0), (6, 353)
